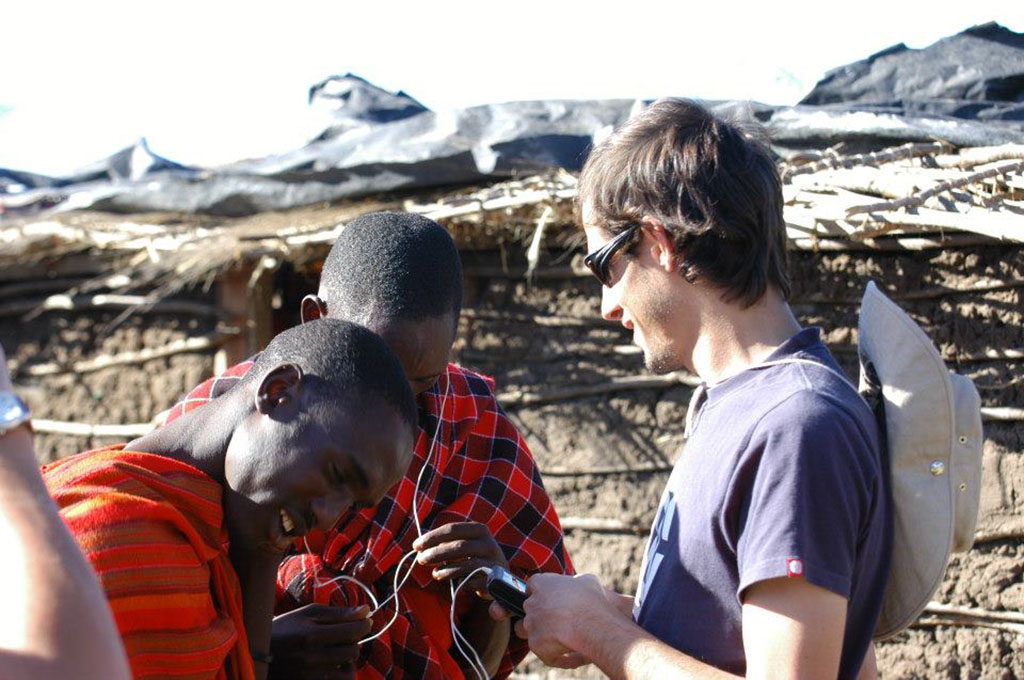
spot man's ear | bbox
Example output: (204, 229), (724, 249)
(641, 217), (677, 273)
(256, 363), (304, 416)
(300, 295), (328, 323)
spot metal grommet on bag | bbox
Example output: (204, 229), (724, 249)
(930, 461), (946, 476)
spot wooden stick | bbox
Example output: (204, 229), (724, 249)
(845, 207), (1024, 243)
(955, 347), (1024, 363)
(980, 407), (1024, 422)
(497, 371), (700, 408)
(462, 265), (589, 280)
(525, 205), (554, 281)
(32, 419), (155, 438)
(793, 280), (1023, 304)
(973, 526), (1024, 545)
(845, 160), (1024, 216)
(0, 294), (223, 319)
(787, 233), (997, 252)
(923, 602), (1024, 625)
(934, 144), (1024, 169)
(411, 186), (577, 221)
(0, 277), (91, 300)
(784, 142), (949, 178)
(540, 463), (675, 477)
(559, 517), (649, 535)
(15, 329), (238, 377)
(913, 616), (1024, 636)
(461, 309), (604, 326)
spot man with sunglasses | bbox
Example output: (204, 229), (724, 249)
(499, 99), (891, 679)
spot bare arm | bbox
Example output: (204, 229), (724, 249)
(513, 573), (738, 680)
(0, 346), (131, 680)
(513, 573), (850, 680)
(232, 547), (285, 680)
(742, 577), (847, 679)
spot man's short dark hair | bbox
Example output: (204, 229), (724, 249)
(249, 318), (417, 435)
(319, 211), (463, 326)
(577, 98), (790, 307)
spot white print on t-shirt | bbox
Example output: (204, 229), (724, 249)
(635, 491), (676, 612)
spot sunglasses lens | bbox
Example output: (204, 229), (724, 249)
(583, 253), (608, 286)
(584, 226), (638, 287)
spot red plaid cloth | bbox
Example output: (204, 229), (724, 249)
(164, 359), (573, 679)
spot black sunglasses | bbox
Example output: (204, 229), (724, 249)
(583, 225), (640, 287)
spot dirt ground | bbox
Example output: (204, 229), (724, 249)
(2, 242), (1021, 678)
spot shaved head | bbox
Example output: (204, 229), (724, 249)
(318, 211), (463, 327)
(245, 318), (417, 436)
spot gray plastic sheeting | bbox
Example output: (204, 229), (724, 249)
(3, 25), (1024, 219)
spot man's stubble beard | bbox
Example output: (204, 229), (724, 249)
(638, 285), (685, 376)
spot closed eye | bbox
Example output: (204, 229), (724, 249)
(330, 461), (346, 487)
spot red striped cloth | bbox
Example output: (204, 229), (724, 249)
(42, 445), (255, 680)
(164, 360), (573, 679)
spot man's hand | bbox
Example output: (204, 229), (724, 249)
(268, 604), (371, 680)
(413, 521), (509, 594)
(508, 573), (620, 667)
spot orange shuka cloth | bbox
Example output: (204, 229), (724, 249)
(42, 445), (255, 680)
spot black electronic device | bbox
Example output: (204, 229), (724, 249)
(485, 566), (528, 618)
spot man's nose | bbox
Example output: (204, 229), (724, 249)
(601, 286), (623, 321)
(312, 492), (351, 531)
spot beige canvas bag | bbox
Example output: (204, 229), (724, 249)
(857, 281), (984, 639)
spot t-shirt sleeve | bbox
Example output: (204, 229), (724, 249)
(730, 390), (878, 602)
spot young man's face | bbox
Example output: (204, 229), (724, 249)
(222, 397), (413, 554)
(374, 313), (457, 396)
(584, 222), (688, 375)
(304, 297), (457, 397)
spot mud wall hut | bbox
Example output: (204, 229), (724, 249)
(2, 140), (1023, 677)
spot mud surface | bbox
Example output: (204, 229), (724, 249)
(1, 243), (1020, 678)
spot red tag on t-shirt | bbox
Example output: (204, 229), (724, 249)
(786, 558), (805, 578)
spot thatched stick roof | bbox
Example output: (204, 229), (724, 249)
(1, 144), (1021, 307)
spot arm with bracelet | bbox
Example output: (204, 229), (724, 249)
(0, 343), (130, 680)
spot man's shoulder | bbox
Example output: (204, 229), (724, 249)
(768, 360), (873, 430)
(43, 447), (224, 549)
(720, 356), (873, 434)
(447, 363), (497, 397)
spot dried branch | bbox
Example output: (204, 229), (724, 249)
(497, 371), (700, 408)
(783, 142), (948, 179)
(923, 602), (1024, 625)
(845, 160), (1024, 217)
(955, 347), (1024, 363)
(0, 294), (223, 319)
(913, 616), (1024, 636)
(914, 601), (1024, 634)
(787, 233), (997, 252)
(980, 407), (1024, 422)
(973, 525), (1024, 545)
(794, 279), (1023, 304)
(32, 419), (154, 438)
(559, 517), (649, 535)
(461, 309), (604, 327)
(540, 463), (674, 477)
(14, 329), (238, 377)
(525, 205), (554, 282)
(934, 144), (1024, 169)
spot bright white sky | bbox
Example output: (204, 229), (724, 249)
(1, 1), (1021, 174)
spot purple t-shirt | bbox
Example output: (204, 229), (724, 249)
(633, 328), (891, 678)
